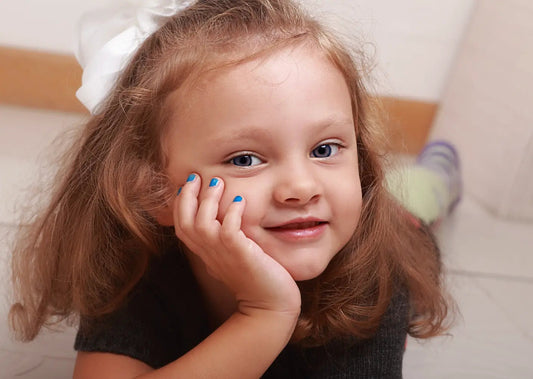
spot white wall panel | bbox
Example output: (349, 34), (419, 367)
(308, 0), (475, 100)
(0, 0), (110, 53)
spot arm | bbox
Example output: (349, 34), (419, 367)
(74, 175), (301, 378)
(74, 309), (297, 379)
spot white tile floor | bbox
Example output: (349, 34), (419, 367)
(1, 105), (532, 378)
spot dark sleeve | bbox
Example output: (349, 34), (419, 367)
(74, 251), (210, 369)
(75, 283), (178, 368)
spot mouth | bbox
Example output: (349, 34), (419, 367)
(264, 219), (328, 241)
(268, 221), (327, 230)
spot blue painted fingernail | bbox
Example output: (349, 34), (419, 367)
(209, 178), (219, 187)
(233, 195), (243, 202)
(177, 187), (182, 195)
(186, 174), (196, 182)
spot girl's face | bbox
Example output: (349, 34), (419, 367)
(164, 45), (362, 281)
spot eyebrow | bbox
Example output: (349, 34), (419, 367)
(210, 127), (273, 147)
(315, 115), (354, 129)
(211, 115), (354, 146)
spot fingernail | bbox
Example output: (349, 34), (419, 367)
(209, 178), (219, 187)
(233, 195), (243, 202)
(177, 187), (182, 196)
(186, 174), (196, 182)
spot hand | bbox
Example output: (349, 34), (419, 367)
(173, 174), (301, 317)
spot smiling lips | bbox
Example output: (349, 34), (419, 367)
(265, 219), (328, 241)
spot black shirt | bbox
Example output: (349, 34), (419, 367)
(75, 247), (408, 378)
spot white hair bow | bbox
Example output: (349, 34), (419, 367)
(75, 0), (194, 114)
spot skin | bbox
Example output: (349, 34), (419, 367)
(74, 44), (363, 379)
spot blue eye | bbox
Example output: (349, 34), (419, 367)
(311, 144), (339, 158)
(230, 154), (262, 167)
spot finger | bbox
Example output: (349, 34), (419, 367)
(173, 174), (206, 255)
(195, 177), (224, 239)
(174, 173), (201, 235)
(219, 195), (246, 249)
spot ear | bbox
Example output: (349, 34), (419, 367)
(151, 201), (175, 226)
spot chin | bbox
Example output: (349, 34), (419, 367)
(287, 262), (329, 282)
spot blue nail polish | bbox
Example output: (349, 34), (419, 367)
(209, 178), (219, 187)
(177, 187), (182, 195)
(233, 195), (243, 202)
(186, 174), (196, 182)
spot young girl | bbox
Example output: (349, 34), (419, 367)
(10, 0), (451, 377)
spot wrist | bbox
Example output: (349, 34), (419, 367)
(236, 304), (301, 333)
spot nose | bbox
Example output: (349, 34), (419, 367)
(273, 161), (322, 206)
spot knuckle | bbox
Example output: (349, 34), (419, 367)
(219, 225), (237, 247)
(219, 222), (231, 238)
(195, 222), (211, 237)
(177, 218), (194, 235)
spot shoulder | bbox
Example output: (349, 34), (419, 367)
(314, 291), (408, 378)
(75, 245), (210, 368)
(266, 291), (409, 379)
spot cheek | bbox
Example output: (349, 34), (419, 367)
(334, 178), (362, 231)
(216, 180), (265, 226)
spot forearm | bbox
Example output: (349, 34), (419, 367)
(140, 309), (299, 379)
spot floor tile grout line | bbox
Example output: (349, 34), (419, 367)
(470, 275), (533, 343)
(0, 222), (18, 228)
(448, 268), (533, 284)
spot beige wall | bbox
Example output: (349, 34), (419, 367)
(0, 0), (474, 102)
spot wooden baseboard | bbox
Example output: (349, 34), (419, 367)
(0, 46), (86, 113)
(379, 96), (438, 154)
(0, 46), (437, 154)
